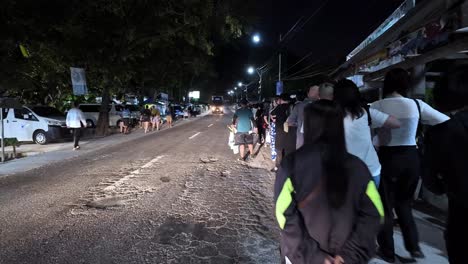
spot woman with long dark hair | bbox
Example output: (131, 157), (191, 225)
(334, 79), (400, 187)
(274, 100), (384, 264)
(371, 68), (449, 262)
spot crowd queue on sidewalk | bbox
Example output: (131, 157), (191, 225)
(231, 66), (468, 264)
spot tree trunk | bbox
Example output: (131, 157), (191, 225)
(96, 87), (110, 136)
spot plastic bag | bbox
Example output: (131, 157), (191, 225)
(228, 132), (239, 154)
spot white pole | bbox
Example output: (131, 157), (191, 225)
(1, 107), (5, 163)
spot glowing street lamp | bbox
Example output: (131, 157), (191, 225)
(247, 66), (255, 75)
(238, 82), (243, 87)
(252, 34), (261, 44)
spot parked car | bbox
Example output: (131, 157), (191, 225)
(126, 104), (141, 121)
(171, 105), (185, 119)
(78, 104), (122, 127)
(0, 106), (70, 144)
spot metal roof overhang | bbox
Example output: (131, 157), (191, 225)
(364, 35), (468, 81)
(334, 0), (465, 79)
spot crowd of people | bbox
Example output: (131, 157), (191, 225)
(230, 66), (468, 263)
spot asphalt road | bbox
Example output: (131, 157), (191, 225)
(0, 110), (450, 264)
(0, 112), (279, 264)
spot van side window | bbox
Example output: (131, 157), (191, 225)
(1, 108), (8, 119)
(14, 108), (38, 121)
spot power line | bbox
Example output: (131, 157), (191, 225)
(282, 66), (336, 81)
(278, 0), (332, 48)
(282, 61), (321, 79)
(279, 50), (316, 76)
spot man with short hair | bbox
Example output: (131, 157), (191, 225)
(233, 99), (257, 161)
(66, 102), (87, 150)
(271, 93), (292, 170)
(287, 85), (319, 149)
(319, 82), (334, 100)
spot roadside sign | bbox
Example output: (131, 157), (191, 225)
(70, 67), (88, 95)
(276, 81), (283, 95)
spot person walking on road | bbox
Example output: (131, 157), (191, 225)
(120, 106), (132, 134)
(287, 85), (319, 149)
(165, 105), (173, 128)
(274, 100), (384, 264)
(271, 93), (292, 171)
(141, 106), (151, 133)
(255, 104), (267, 144)
(371, 68), (449, 262)
(334, 79), (400, 187)
(319, 82), (334, 101)
(66, 102), (87, 150)
(151, 106), (161, 131)
(232, 99), (257, 161)
(422, 66), (468, 264)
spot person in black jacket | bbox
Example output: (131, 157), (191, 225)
(423, 66), (468, 264)
(271, 93), (292, 169)
(274, 100), (384, 264)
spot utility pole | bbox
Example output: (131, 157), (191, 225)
(278, 34), (282, 82)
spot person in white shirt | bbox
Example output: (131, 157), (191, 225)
(334, 79), (400, 188)
(370, 68), (449, 263)
(66, 102), (87, 150)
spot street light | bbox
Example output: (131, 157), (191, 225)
(245, 65), (263, 101)
(238, 82), (243, 87)
(252, 34), (261, 44)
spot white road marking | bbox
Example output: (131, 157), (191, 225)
(189, 132), (201, 139)
(208, 124), (213, 127)
(142, 155), (165, 168)
(103, 155), (165, 191)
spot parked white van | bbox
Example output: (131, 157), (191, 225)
(0, 106), (70, 144)
(78, 104), (122, 127)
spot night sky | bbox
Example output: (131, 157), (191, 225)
(215, 0), (405, 93)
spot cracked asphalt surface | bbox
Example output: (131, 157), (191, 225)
(0, 111), (280, 264)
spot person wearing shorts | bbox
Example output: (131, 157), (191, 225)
(165, 105), (173, 128)
(151, 106), (161, 131)
(120, 106), (131, 134)
(233, 99), (257, 161)
(141, 107), (151, 133)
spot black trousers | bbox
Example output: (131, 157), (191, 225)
(73, 128), (81, 148)
(446, 201), (468, 264)
(377, 146), (421, 257)
(257, 125), (266, 143)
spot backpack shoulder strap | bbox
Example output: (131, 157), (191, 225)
(364, 105), (372, 127)
(413, 99), (422, 122)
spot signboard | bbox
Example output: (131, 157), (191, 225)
(189, 91), (200, 99)
(70, 67), (88, 95)
(276, 81), (283, 96)
(346, 0), (415, 61)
